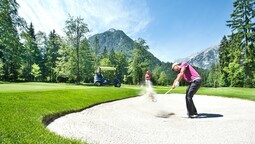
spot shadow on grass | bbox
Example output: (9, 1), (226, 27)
(196, 113), (223, 118)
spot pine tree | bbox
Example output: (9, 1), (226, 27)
(115, 52), (128, 82)
(101, 46), (108, 59)
(207, 63), (221, 87)
(20, 23), (41, 81)
(222, 34), (244, 87)
(219, 36), (230, 86)
(46, 30), (61, 82)
(36, 31), (47, 81)
(227, 0), (255, 87)
(109, 48), (116, 66)
(0, 0), (24, 81)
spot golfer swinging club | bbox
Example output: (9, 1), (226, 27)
(171, 62), (202, 118)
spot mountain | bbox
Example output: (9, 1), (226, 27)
(174, 45), (219, 69)
(88, 28), (162, 68)
(88, 28), (219, 70)
(88, 28), (134, 57)
(87, 28), (211, 84)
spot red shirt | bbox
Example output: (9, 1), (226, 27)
(145, 73), (150, 80)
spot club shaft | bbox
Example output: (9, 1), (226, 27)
(164, 88), (173, 95)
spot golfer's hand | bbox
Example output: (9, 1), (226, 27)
(172, 84), (176, 89)
(172, 81), (179, 89)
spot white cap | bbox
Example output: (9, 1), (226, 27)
(171, 63), (179, 71)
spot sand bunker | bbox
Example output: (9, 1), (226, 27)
(47, 94), (255, 144)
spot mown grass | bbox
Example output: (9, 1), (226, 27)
(154, 86), (255, 101)
(0, 83), (140, 143)
(1, 83), (255, 143)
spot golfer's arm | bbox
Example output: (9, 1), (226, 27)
(175, 67), (186, 82)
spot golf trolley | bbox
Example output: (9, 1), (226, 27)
(94, 66), (121, 87)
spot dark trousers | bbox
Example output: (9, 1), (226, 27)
(186, 79), (202, 115)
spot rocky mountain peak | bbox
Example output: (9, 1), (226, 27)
(175, 45), (219, 69)
(108, 28), (117, 32)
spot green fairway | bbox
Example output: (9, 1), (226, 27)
(0, 83), (140, 143)
(154, 86), (255, 101)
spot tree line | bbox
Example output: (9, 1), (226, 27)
(207, 0), (255, 88)
(6, 0), (249, 87)
(0, 0), (181, 85)
(0, 0), (109, 83)
(0, 0), (92, 83)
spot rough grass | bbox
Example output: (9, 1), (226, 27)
(0, 83), (140, 143)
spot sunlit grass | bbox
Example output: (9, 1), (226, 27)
(1, 83), (255, 143)
(154, 86), (255, 101)
(0, 82), (140, 143)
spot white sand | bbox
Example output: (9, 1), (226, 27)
(47, 94), (255, 144)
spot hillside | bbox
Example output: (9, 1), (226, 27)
(88, 28), (162, 69)
(88, 28), (134, 57)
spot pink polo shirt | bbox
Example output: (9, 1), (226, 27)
(179, 62), (200, 82)
(145, 73), (150, 80)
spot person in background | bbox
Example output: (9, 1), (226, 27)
(145, 70), (156, 102)
(171, 62), (202, 118)
(145, 70), (151, 87)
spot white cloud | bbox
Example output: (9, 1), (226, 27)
(16, 0), (151, 37)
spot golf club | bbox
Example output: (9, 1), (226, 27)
(164, 88), (173, 95)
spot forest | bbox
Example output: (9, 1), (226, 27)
(207, 0), (255, 88)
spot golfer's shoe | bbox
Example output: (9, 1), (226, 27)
(188, 114), (198, 118)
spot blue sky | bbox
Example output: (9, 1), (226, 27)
(17, 0), (234, 62)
